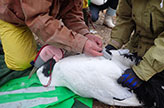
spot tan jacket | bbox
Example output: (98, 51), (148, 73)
(109, 0), (164, 81)
(0, 0), (90, 53)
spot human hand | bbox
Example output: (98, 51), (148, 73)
(102, 44), (116, 60)
(83, 39), (103, 56)
(85, 34), (103, 48)
(117, 68), (143, 90)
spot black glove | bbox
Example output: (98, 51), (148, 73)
(105, 44), (117, 50)
(102, 44), (116, 60)
(117, 68), (143, 90)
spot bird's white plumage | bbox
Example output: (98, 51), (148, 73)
(37, 49), (142, 106)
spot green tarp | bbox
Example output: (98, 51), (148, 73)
(0, 54), (93, 108)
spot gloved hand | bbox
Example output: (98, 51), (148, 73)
(102, 44), (116, 60)
(29, 45), (63, 78)
(105, 44), (117, 50)
(117, 68), (143, 90)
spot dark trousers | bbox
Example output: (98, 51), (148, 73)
(89, 0), (118, 22)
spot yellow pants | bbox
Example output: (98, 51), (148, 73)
(0, 20), (37, 71)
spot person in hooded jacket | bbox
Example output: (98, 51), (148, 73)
(105, 0), (164, 90)
(0, 0), (103, 71)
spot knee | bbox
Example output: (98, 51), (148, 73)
(91, 13), (99, 22)
(5, 53), (36, 71)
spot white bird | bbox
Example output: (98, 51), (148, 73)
(37, 49), (142, 107)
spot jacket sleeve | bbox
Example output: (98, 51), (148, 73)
(20, 0), (88, 53)
(62, 0), (90, 36)
(133, 32), (164, 81)
(108, 0), (135, 48)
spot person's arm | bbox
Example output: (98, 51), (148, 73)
(108, 0), (135, 48)
(133, 32), (164, 81)
(117, 32), (164, 90)
(20, 0), (87, 53)
(61, 0), (103, 55)
(62, 0), (90, 36)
